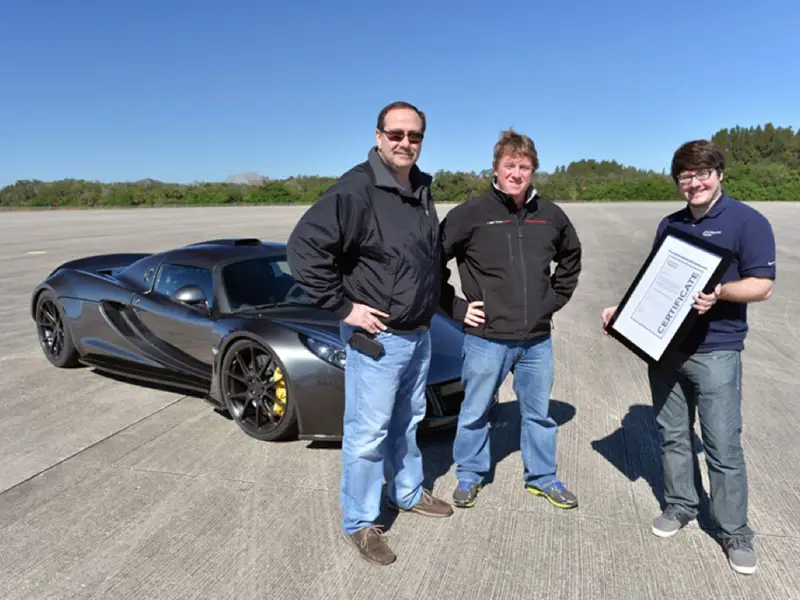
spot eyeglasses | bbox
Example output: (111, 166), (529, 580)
(380, 129), (424, 144)
(677, 168), (715, 184)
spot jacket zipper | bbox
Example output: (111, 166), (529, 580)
(516, 217), (528, 329)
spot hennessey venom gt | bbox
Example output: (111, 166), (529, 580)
(31, 238), (468, 442)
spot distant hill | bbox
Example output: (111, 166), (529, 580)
(226, 172), (270, 185)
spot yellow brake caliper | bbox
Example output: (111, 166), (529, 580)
(272, 367), (287, 417)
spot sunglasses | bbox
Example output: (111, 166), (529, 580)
(380, 129), (424, 144)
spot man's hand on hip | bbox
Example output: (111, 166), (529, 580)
(464, 301), (485, 327)
(344, 303), (389, 334)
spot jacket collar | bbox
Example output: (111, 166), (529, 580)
(491, 177), (538, 209)
(367, 147), (431, 200)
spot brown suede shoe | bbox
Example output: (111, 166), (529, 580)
(344, 525), (396, 565)
(392, 489), (454, 517)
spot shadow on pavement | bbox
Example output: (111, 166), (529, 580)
(413, 398), (576, 490)
(305, 398), (576, 531)
(591, 403), (717, 536)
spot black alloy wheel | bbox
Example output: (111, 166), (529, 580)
(221, 339), (298, 441)
(35, 291), (80, 368)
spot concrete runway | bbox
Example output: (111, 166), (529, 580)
(1, 203), (799, 599)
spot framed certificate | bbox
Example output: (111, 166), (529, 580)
(605, 226), (733, 364)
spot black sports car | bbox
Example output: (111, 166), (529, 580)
(31, 238), (469, 442)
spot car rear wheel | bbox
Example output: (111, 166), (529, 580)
(35, 291), (80, 368)
(221, 339), (298, 442)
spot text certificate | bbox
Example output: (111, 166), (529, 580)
(607, 228), (732, 363)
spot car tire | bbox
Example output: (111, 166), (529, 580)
(220, 338), (298, 442)
(35, 290), (81, 368)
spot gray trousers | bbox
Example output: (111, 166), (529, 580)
(648, 349), (752, 541)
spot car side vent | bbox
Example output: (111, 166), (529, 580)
(233, 238), (262, 246)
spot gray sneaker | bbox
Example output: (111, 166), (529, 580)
(651, 506), (693, 537)
(452, 482), (482, 508)
(725, 537), (757, 575)
(525, 480), (578, 509)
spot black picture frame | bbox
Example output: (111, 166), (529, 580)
(605, 225), (734, 365)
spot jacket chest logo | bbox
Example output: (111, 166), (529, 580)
(484, 219), (549, 225)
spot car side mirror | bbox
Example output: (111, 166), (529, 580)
(171, 284), (209, 311)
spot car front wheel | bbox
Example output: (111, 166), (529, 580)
(35, 291), (80, 368)
(220, 339), (298, 442)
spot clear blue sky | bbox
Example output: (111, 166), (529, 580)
(1, 0), (798, 187)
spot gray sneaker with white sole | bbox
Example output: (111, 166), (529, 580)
(651, 506), (694, 538)
(725, 537), (757, 575)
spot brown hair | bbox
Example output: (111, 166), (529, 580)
(493, 128), (539, 171)
(670, 140), (725, 182)
(376, 101), (426, 133)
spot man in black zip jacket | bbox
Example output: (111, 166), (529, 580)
(286, 101), (453, 567)
(439, 128), (582, 510)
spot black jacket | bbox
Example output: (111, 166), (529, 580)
(439, 182), (582, 340)
(286, 148), (441, 332)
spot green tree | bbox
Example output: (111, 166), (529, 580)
(244, 181), (301, 204)
(2, 123), (797, 207)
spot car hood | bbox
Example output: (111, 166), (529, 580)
(262, 307), (465, 385)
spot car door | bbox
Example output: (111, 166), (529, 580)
(128, 263), (217, 382)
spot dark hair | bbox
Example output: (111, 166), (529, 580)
(376, 101), (426, 133)
(671, 140), (725, 182)
(493, 127), (539, 172)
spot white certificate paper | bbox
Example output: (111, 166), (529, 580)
(610, 232), (724, 361)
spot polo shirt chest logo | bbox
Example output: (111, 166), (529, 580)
(702, 230), (722, 237)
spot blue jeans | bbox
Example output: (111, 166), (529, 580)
(454, 333), (558, 489)
(648, 350), (752, 541)
(338, 323), (430, 535)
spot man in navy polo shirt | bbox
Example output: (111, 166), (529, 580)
(601, 140), (776, 575)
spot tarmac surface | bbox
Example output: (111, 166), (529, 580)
(1, 202), (798, 600)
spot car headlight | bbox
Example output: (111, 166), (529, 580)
(301, 335), (347, 370)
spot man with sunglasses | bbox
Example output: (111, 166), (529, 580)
(601, 140), (776, 575)
(287, 101), (452, 567)
(439, 128), (583, 512)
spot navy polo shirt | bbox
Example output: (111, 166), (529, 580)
(653, 192), (777, 353)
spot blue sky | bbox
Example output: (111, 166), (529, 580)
(1, 0), (798, 187)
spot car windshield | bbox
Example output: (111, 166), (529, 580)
(222, 255), (313, 312)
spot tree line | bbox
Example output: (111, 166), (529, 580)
(2, 124), (798, 208)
